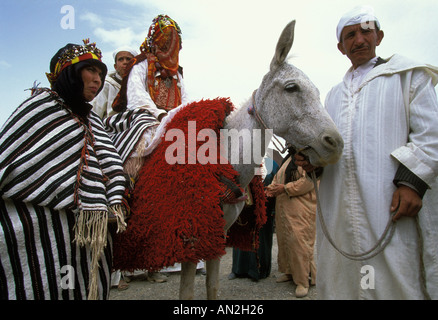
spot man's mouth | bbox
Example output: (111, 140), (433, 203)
(352, 46), (369, 54)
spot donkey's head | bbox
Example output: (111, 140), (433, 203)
(256, 20), (343, 167)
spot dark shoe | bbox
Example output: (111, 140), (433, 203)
(228, 272), (237, 280)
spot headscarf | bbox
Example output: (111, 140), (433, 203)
(142, 14), (183, 110)
(336, 5), (381, 42)
(46, 39), (108, 121)
(112, 15), (183, 113)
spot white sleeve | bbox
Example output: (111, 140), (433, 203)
(178, 72), (190, 105)
(126, 60), (167, 120)
(391, 68), (438, 187)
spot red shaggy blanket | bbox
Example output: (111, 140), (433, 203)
(113, 98), (266, 272)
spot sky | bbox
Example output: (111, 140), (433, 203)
(1, 0), (438, 128)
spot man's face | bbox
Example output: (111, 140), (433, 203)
(337, 22), (384, 69)
(114, 51), (134, 77)
(81, 65), (103, 101)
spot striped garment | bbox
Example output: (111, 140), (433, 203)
(0, 201), (113, 300)
(104, 107), (159, 164)
(0, 89), (127, 300)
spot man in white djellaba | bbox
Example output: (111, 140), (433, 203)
(296, 5), (438, 299)
(92, 47), (138, 119)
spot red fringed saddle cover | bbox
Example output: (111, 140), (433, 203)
(113, 98), (266, 272)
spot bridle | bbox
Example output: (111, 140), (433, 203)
(248, 89), (314, 155)
(247, 89), (288, 154)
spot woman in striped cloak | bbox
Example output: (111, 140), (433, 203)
(0, 40), (128, 300)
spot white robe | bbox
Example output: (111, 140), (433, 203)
(317, 54), (438, 299)
(122, 59), (192, 159)
(126, 59), (189, 119)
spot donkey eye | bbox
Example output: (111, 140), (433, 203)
(285, 83), (300, 93)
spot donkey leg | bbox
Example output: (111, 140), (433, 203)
(206, 259), (220, 300)
(180, 261), (197, 300)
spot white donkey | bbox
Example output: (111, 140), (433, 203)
(179, 20), (344, 299)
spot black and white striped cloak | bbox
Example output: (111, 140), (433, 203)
(0, 89), (127, 300)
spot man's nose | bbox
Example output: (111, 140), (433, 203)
(354, 32), (366, 44)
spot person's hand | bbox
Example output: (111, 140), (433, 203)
(265, 184), (285, 197)
(390, 185), (422, 221)
(294, 153), (317, 173)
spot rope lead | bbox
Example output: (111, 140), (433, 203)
(311, 171), (430, 299)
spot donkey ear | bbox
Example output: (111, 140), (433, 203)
(270, 20), (296, 71)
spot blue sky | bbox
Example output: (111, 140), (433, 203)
(1, 0), (438, 127)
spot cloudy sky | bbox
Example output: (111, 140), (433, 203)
(1, 0), (438, 128)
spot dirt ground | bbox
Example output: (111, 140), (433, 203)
(109, 233), (317, 301)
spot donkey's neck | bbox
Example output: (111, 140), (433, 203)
(225, 99), (259, 132)
(224, 98), (272, 188)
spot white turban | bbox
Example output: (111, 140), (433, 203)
(112, 46), (139, 61)
(336, 5), (381, 42)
